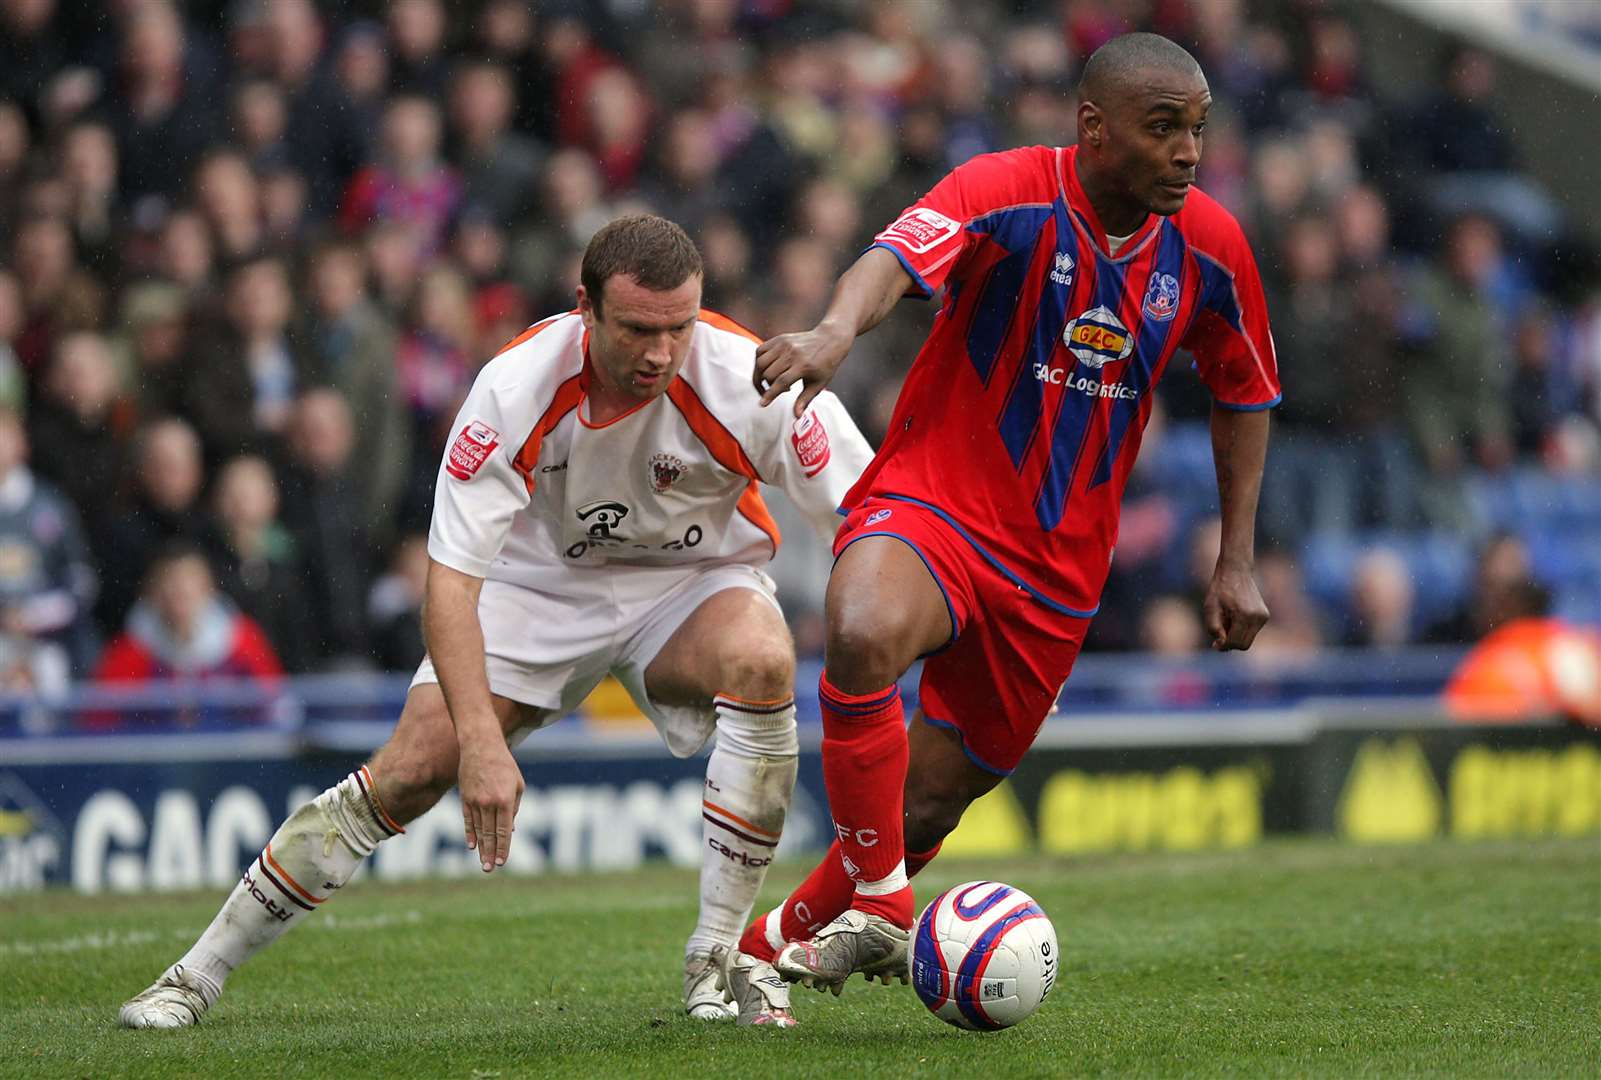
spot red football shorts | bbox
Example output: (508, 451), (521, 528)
(832, 495), (1092, 775)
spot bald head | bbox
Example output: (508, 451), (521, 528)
(1074, 32), (1210, 231)
(1078, 32), (1202, 104)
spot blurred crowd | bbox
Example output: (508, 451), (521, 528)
(0, 0), (1597, 694)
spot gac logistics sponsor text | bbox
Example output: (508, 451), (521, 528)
(0, 766), (825, 894)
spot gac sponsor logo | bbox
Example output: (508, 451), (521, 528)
(877, 207), (961, 254)
(707, 837), (772, 868)
(1063, 305), (1135, 369)
(1032, 364), (1140, 399)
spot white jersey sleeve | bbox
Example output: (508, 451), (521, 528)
(746, 386), (875, 540)
(428, 379), (535, 577)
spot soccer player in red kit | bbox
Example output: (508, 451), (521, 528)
(734, 32), (1279, 1006)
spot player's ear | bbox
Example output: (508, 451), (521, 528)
(1077, 100), (1103, 149)
(576, 284), (597, 329)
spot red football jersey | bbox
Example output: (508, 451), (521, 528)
(847, 144), (1280, 616)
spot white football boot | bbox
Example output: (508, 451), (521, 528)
(713, 945), (797, 1027)
(773, 910), (910, 995)
(683, 950), (738, 1020)
(118, 964), (216, 1028)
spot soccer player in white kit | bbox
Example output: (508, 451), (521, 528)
(120, 215), (871, 1030)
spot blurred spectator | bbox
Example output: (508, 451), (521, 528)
(186, 255), (303, 460)
(339, 94), (461, 257)
(1252, 549), (1328, 657)
(260, 163), (311, 250)
(27, 332), (131, 553)
(1413, 47), (1516, 174)
(262, 0), (366, 214)
(278, 388), (373, 668)
(92, 542), (282, 684)
(1342, 549), (1416, 650)
(193, 148), (265, 266)
(11, 215), (80, 374)
(475, 0), (551, 141)
(300, 239), (409, 531)
(1141, 595), (1205, 656)
(333, 20), (389, 138)
(396, 264), (476, 501)
(364, 218), (426, 318)
(508, 147), (612, 294)
(58, 120), (122, 275)
(1426, 534), (1550, 646)
(231, 78), (290, 171)
(104, 0), (220, 203)
(0, 405), (97, 675)
(448, 57), (544, 224)
(387, 0), (450, 99)
(0, 0), (68, 124)
(117, 281), (193, 421)
(1400, 213), (1515, 528)
(155, 207), (217, 300)
(1260, 209), (1417, 543)
(1508, 302), (1570, 458)
(206, 455), (315, 674)
(98, 417), (210, 632)
(367, 532), (427, 672)
(1444, 617), (1601, 727)
(638, 108), (724, 236)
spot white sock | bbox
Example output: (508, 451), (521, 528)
(174, 766), (404, 1003)
(685, 695), (798, 960)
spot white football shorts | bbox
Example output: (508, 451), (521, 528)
(411, 562), (781, 757)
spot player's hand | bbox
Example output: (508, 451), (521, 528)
(457, 738), (524, 873)
(1203, 561), (1269, 651)
(753, 323), (853, 416)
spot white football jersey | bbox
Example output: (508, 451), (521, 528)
(428, 309), (873, 596)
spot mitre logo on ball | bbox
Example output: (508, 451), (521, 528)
(1064, 306), (1134, 369)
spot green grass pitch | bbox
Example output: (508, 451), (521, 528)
(2, 838), (1597, 1079)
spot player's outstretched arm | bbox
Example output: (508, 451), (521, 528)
(1204, 405), (1271, 651)
(423, 558), (525, 872)
(755, 245), (911, 416)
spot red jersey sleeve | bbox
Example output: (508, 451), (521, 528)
(1178, 195), (1281, 411)
(869, 147), (1058, 298)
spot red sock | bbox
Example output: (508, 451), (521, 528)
(818, 674), (912, 927)
(736, 836), (948, 961)
(738, 841), (855, 962)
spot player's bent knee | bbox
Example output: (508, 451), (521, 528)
(825, 612), (917, 690)
(719, 639), (796, 702)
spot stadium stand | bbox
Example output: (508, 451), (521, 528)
(0, 0), (1594, 717)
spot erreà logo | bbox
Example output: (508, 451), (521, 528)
(1063, 306), (1134, 369)
(1050, 250), (1075, 286)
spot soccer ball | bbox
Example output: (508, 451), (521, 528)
(911, 880), (1058, 1030)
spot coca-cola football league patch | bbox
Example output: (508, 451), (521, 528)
(446, 419), (500, 480)
(792, 410), (832, 478)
